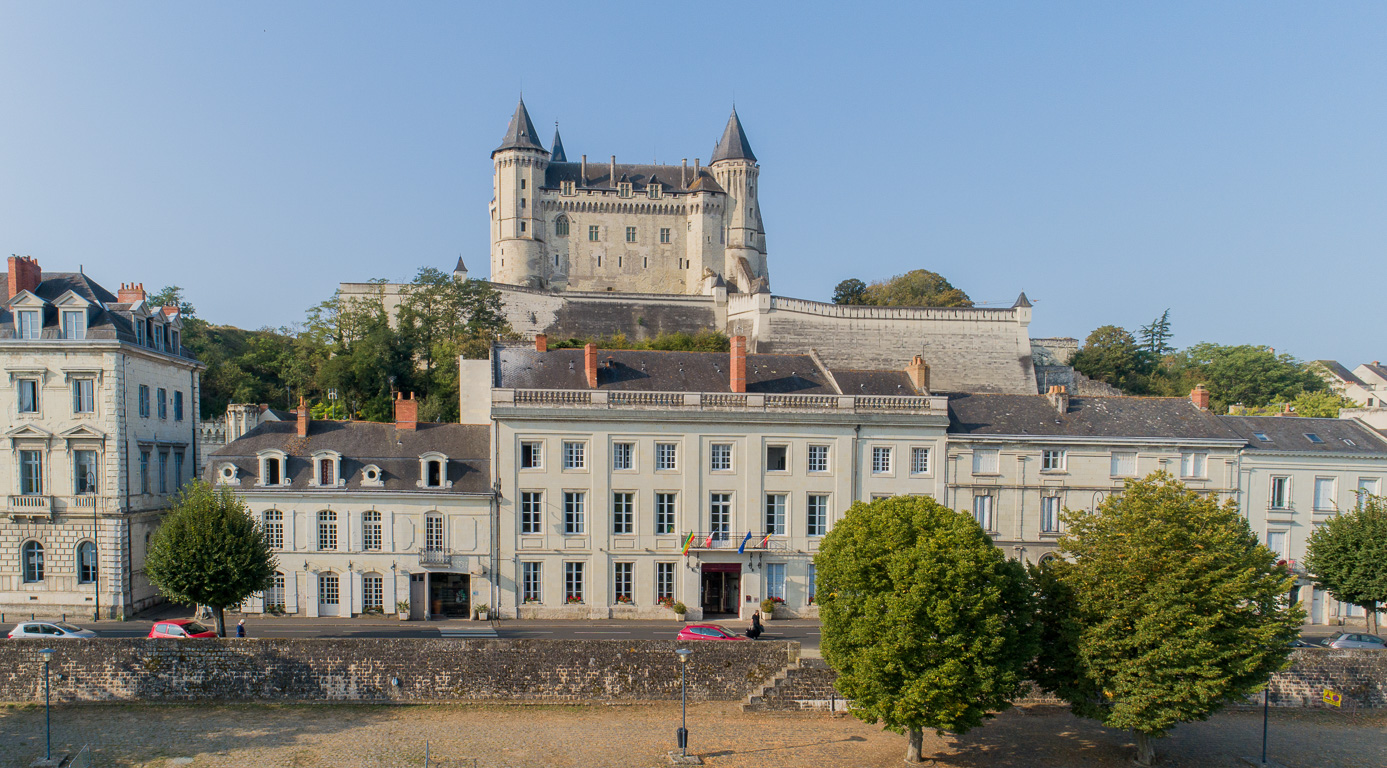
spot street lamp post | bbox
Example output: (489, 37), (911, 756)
(40, 647), (54, 761)
(675, 648), (692, 757)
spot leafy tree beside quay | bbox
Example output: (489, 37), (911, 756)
(1306, 494), (1387, 635)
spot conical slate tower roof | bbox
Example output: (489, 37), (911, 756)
(493, 98), (547, 156)
(710, 108), (756, 163)
(550, 125), (568, 162)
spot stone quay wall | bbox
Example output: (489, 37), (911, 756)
(0, 639), (798, 704)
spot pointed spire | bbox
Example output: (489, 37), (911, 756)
(493, 97), (547, 156)
(710, 108), (756, 163)
(550, 123), (568, 162)
(1012, 292), (1032, 309)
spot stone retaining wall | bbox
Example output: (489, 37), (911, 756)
(0, 638), (797, 704)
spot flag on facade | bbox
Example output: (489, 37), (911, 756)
(704, 531), (715, 548)
(760, 532), (772, 548)
(681, 531), (696, 556)
(738, 531), (753, 553)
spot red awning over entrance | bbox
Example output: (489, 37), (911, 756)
(700, 563), (742, 573)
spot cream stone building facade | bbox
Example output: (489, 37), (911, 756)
(1, 257), (203, 618)
(208, 396), (494, 620)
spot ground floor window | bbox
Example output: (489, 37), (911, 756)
(23, 541), (44, 583)
(564, 562), (585, 603)
(656, 562), (675, 601)
(77, 541), (97, 584)
(522, 562), (542, 603)
(765, 563), (786, 601)
(613, 562), (634, 604)
(363, 574), (383, 610)
(319, 573), (339, 606)
(266, 572), (285, 610)
(806, 563), (816, 604)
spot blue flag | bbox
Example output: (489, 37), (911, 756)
(738, 531), (753, 554)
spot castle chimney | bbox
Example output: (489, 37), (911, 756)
(6, 256), (41, 298)
(534, 333), (547, 353)
(117, 282), (147, 304)
(296, 396), (309, 437)
(394, 392), (418, 431)
(681, 158), (688, 187)
(1046, 385), (1069, 414)
(584, 343), (598, 388)
(580, 155), (587, 185)
(1190, 384), (1210, 411)
(610, 155), (616, 187)
(905, 355), (930, 394)
(694, 158), (701, 180)
(730, 336), (747, 394)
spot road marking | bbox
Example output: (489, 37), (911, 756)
(575, 631), (631, 634)
(439, 627), (499, 639)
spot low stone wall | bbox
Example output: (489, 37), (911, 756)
(0, 639), (797, 704)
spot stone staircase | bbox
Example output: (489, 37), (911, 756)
(743, 658), (846, 712)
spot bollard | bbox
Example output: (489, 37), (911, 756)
(31, 613), (35, 621)
(831, 691), (836, 713)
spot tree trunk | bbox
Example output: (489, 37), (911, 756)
(213, 605), (227, 638)
(905, 727), (924, 764)
(1132, 731), (1156, 766)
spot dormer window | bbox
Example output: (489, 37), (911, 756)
(61, 310), (86, 340)
(618, 182), (632, 198)
(310, 451), (343, 487)
(561, 180), (575, 196)
(217, 463), (239, 485)
(257, 450), (288, 486)
(647, 183), (661, 199)
(170, 330), (180, 353)
(152, 324), (165, 351)
(134, 318), (146, 346)
(361, 464), (384, 487)
(418, 452), (449, 489)
(17, 310), (40, 340)
(319, 459), (334, 485)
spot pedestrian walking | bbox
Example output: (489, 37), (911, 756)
(746, 612), (763, 640)
(236, 619), (246, 638)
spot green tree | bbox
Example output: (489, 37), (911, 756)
(1137, 309), (1173, 355)
(1305, 495), (1387, 634)
(1288, 389), (1357, 418)
(817, 496), (1037, 763)
(144, 481), (277, 637)
(863, 269), (973, 307)
(1168, 343), (1325, 413)
(147, 285), (197, 317)
(831, 278), (868, 305)
(1031, 473), (1302, 766)
(1069, 325), (1152, 391)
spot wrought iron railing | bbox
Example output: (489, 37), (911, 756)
(419, 548), (452, 566)
(682, 532), (789, 551)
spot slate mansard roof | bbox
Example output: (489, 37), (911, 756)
(207, 420), (492, 494)
(946, 393), (1242, 441)
(544, 163), (726, 195)
(1219, 415), (1387, 456)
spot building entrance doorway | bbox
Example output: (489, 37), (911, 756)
(410, 574), (427, 620)
(700, 563), (741, 616)
(429, 572), (471, 618)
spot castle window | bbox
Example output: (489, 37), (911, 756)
(625, 227), (636, 243)
(520, 222), (527, 233)
(562, 180), (575, 196)
(660, 228), (671, 244)
(520, 197), (526, 208)
(555, 216), (569, 237)
(643, 257), (648, 268)
(619, 182), (632, 198)
(648, 184), (661, 199)
(589, 225), (600, 242)
(597, 255), (602, 267)
(520, 179), (526, 189)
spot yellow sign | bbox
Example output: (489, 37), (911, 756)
(1322, 689), (1343, 707)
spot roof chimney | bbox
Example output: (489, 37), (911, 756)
(580, 154), (587, 185)
(7, 255), (42, 298)
(394, 392), (418, 431)
(681, 158), (688, 187)
(730, 336), (747, 394)
(905, 355), (930, 394)
(610, 155), (616, 186)
(296, 396), (309, 437)
(1046, 385), (1069, 414)
(117, 282), (146, 304)
(534, 333), (547, 353)
(584, 343), (598, 388)
(1190, 384), (1210, 411)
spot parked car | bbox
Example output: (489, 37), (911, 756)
(1325, 632), (1386, 649)
(148, 619), (217, 639)
(675, 624), (746, 642)
(1289, 638), (1322, 648)
(7, 621), (97, 640)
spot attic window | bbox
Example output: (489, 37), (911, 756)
(427, 460), (442, 487)
(618, 182), (632, 198)
(1253, 432), (1270, 442)
(561, 180), (575, 196)
(1305, 433), (1324, 444)
(647, 183), (661, 199)
(1343, 438), (1356, 447)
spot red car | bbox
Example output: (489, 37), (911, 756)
(676, 624), (747, 641)
(147, 619), (218, 639)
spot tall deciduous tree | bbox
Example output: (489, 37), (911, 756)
(144, 481), (277, 637)
(863, 269), (973, 307)
(817, 496), (1037, 763)
(1305, 495), (1387, 634)
(1030, 473), (1302, 766)
(831, 278), (868, 305)
(1069, 325), (1152, 391)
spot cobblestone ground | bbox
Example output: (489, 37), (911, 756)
(0, 703), (1383, 768)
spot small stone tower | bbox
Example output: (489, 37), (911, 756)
(710, 108), (768, 292)
(489, 98), (550, 287)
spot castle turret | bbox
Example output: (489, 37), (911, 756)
(490, 98), (550, 288)
(710, 108), (768, 292)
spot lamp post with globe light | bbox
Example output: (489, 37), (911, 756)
(40, 647), (54, 761)
(675, 648), (692, 757)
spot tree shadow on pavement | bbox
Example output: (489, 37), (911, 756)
(700, 734), (867, 758)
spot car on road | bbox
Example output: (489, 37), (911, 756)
(676, 624), (747, 642)
(1325, 632), (1386, 649)
(1289, 638), (1322, 648)
(7, 621), (98, 640)
(148, 619), (217, 639)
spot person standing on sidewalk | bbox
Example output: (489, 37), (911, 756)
(236, 620), (247, 638)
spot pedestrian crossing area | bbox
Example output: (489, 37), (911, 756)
(438, 625), (499, 639)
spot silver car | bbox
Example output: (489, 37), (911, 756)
(7, 621), (98, 640)
(1326, 632), (1386, 649)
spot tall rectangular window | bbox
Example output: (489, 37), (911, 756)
(612, 492), (634, 534)
(766, 445), (788, 472)
(158, 451), (168, 494)
(656, 562), (675, 601)
(1041, 450), (1066, 471)
(613, 562), (634, 603)
(19, 450), (43, 495)
(173, 451), (184, 490)
(425, 515), (445, 550)
(262, 510), (284, 549)
(1041, 496), (1061, 533)
(612, 442), (633, 471)
(62, 309), (86, 340)
(709, 492), (732, 539)
(655, 442), (678, 471)
(807, 563), (817, 604)
(139, 451), (149, 494)
(1270, 476), (1290, 509)
(1181, 452), (1207, 478)
(1267, 531), (1288, 558)
(807, 445), (829, 473)
(363, 575), (383, 610)
(522, 562), (542, 603)
(138, 385), (150, 418)
(911, 447), (930, 474)
(153, 324), (165, 351)
(625, 226), (637, 243)
(807, 494), (828, 536)
(564, 561), (585, 603)
(520, 491), (543, 535)
(362, 511), (382, 550)
(78, 541), (98, 584)
(74, 450), (98, 494)
(157, 388), (167, 419)
(1111, 451), (1137, 476)
(764, 493), (787, 535)
(17, 379), (39, 413)
(520, 441), (543, 469)
(1314, 477), (1336, 511)
(588, 225), (600, 242)
(766, 563), (786, 601)
(173, 391), (184, 421)
(564, 491), (586, 534)
(317, 510), (338, 551)
(563, 441), (585, 470)
(1359, 477), (1381, 500)
(709, 443), (733, 471)
(973, 494), (994, 530)
(659, 227), (671, 244)
(18, 310), (41, 339)
(871, 446), (892, 474)
(655, 492), (677, 535)
(72, 379), (95, 414)
(972, 449), (999, 474)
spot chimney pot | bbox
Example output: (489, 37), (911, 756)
(905, 354), (930, 394)
(535, 333), (547, 353)
(394, 391), (419, 430)
(1190, 384), (1210, 411)
(584, 343), (598, 388)
(1046, 384), (1070, 414)
(730, 336), (747, 393)
(7, 255), (42, 298)
(296, 396), (310, 437)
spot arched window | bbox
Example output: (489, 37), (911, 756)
(22, 541), (44, 583)
(77, 541), (97, 584)
(425, 514), (445, 551)
(555, 215), (569, 237)
(262, 510), (284, 549)
(362, 573), (384, 611)
(362, 511), (382, 550)
(1039, 553), (1059, 566)
(265, 571), (285, 610)
(317, 510), (338, 551)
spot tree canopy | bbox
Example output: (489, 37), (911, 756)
(144, 481), (277, 637)
(817, 496), (1036, 763)
(831, 278), (868, 305)
(1069, 325), (1153, 392)
(831, 270), (972, 307)
(1030, 473), (1302, 766)
(1305, 495), (1387, 634)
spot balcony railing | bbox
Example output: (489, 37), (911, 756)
(419, 548), (452, 566)
(8, 494), (50, 511)
(498, 388), (946, 414)
(683, 532), (789, 552)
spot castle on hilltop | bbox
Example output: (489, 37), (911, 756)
(490, 99), (770, 295)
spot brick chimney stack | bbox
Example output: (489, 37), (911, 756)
(296, 396), (309, 437)
(584, 343), (598, 388)
(534, 333), (547, 353)
(117, 282), (147, 304)
(1190, 384), (1210, 411)
(394, 392), (418, 430)
(905, 355), (930, 394)
(730, 336), (747, 394)
(1046, 385), (1069, 414)
(7, 255), (42, 298)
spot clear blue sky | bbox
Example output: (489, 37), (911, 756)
(2, 3), (1384, 363)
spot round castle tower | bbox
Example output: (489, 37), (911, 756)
(489, 98), (549, 288)
(710, 108), (768, 292)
